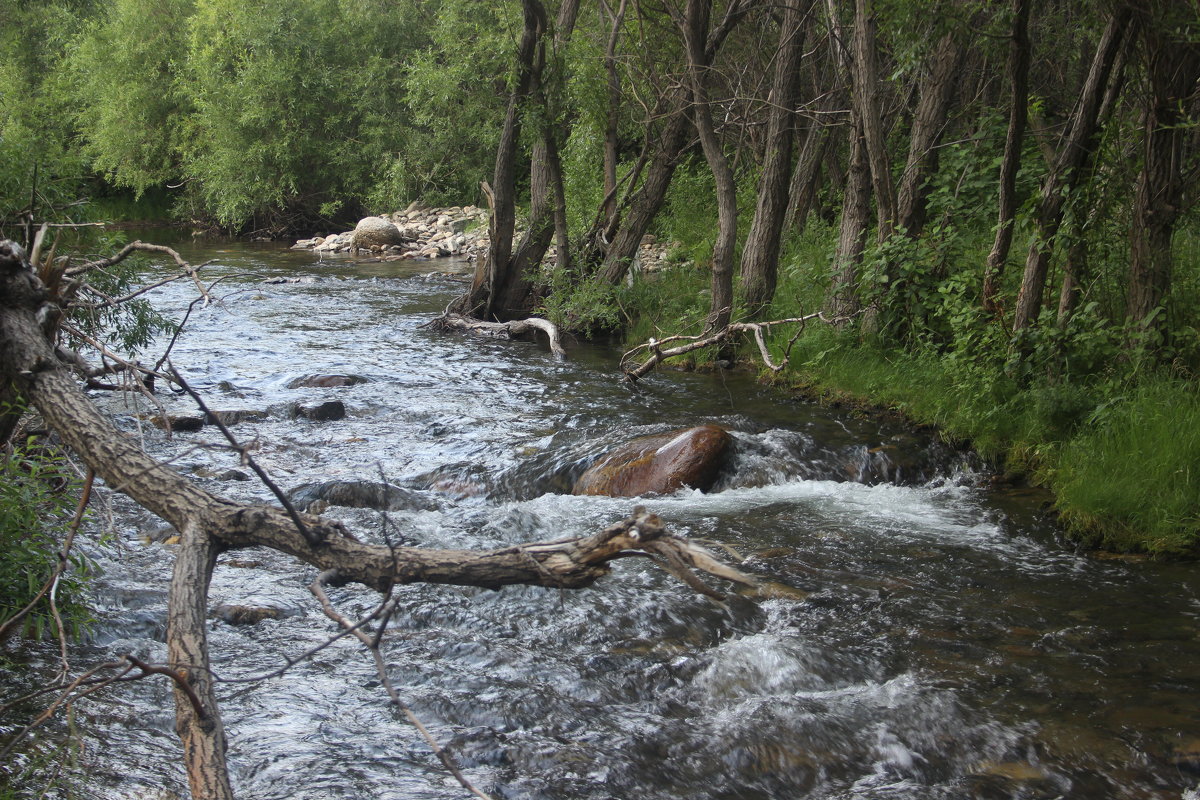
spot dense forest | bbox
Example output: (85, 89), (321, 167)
(1, 0), (1198, 555)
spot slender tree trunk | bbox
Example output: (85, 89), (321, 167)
(895, 28), (966, 236)
(169, 520), (233, 800)
(600, 0), (629, 230)
(982, 0), (1032, 316)
(740, 0), (814, 317)
(826, 121), (870, 320)
(598, 96), (691, 284)
(679, 0), (737, 333)
(1011, 8), (1133, 335)
(1127, 7), (1200, 342)
(850, 0), (894, 240)
(495, 0), (581, 318)
(459, 0), (547, 319)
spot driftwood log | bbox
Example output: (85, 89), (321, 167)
(0, 240), (752, 799)
(429, 311), (567, 358)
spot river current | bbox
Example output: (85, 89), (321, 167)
(11, 237), (1200, 799)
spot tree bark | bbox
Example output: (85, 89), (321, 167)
(740, 0), (814, 317)
(1011, 8), (1133, 335)
(1127, 4), (1200, 341)
(826, 121), (870, 320)
(982, 0), (1031, 316)
(678, 0), (738, 334)
(458, 0), (547, 319)
(850, 0), (895, 240)
(600, 0), (630, 230)
(895, 28), (966, 236)
(598, 91), (692, 285)
(169, 520), (233, 800)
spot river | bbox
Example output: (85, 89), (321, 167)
(11, 235), (1200, 799)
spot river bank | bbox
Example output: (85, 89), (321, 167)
(284, 210), (1197, 558)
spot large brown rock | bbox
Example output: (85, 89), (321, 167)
(573, 425), (732, 497)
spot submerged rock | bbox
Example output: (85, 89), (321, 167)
(287, 374), (369, 389)
(212, 604), (286, 626)
(573, 425), (732, 497)
(286, 480), (440, 512)
(293, 400), (346, 421)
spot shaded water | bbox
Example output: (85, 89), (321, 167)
(12, 237), (1200, 798)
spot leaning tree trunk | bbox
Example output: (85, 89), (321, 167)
(895, 27), (966, 237)
(740, 0), (814, 317)
(981, 0), (1031, 316)
(597, 91), (692, 285)
(1127, 6), (1200, 343)
(1011, 8), (1133, 335)
(458, 0), (547, 319)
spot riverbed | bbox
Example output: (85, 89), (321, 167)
(13, 236), (1200, 799)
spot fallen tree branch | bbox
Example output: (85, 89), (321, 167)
(429, 311), (567, 358)
(64, 240), (213, 306)
(620, 310), (859, 382)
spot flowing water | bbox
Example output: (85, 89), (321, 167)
(9, 236), (1200, 799)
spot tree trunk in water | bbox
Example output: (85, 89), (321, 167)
(1011, 8), (1132, 335)
(1127, 7), (1200, 343)
(459, 0), (547, 319)
(169, 520), (234, 800)
(740, 0), (813, 317)
(679, 0), (737, 334)
(495, 0), (581, 317)
(982, 0), (1031, 317)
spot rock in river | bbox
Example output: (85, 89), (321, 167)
(573, 425), (732, 497)
(286, 480), (440, 513)
(350, 215), (405, 248)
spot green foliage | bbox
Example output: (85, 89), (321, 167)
(537, 270), (622, 337)
(179, 0), (417, 229)
(70, 0), (193, 196)
(1054, 379), (1200, 554)
(0, 0), (94, 229)
(0, 442), (93, 642)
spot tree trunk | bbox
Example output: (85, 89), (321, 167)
(826, 121), (870, 320)
(895, 28), (966, 236)
(1127, 6), (1200, 341)
(458, 0), (547, 319)
(740, 0), (814, 317)
(850, 0), (895, 240)
(982, 0), (1031, 316)
(598, 92), (691, 285)
(1011, 8), (1133, 335)
(600, 0), (629, 230)
(494, 0), (581, 318)
(679, 0), (737, 334)
(169, 520), (233, 800)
